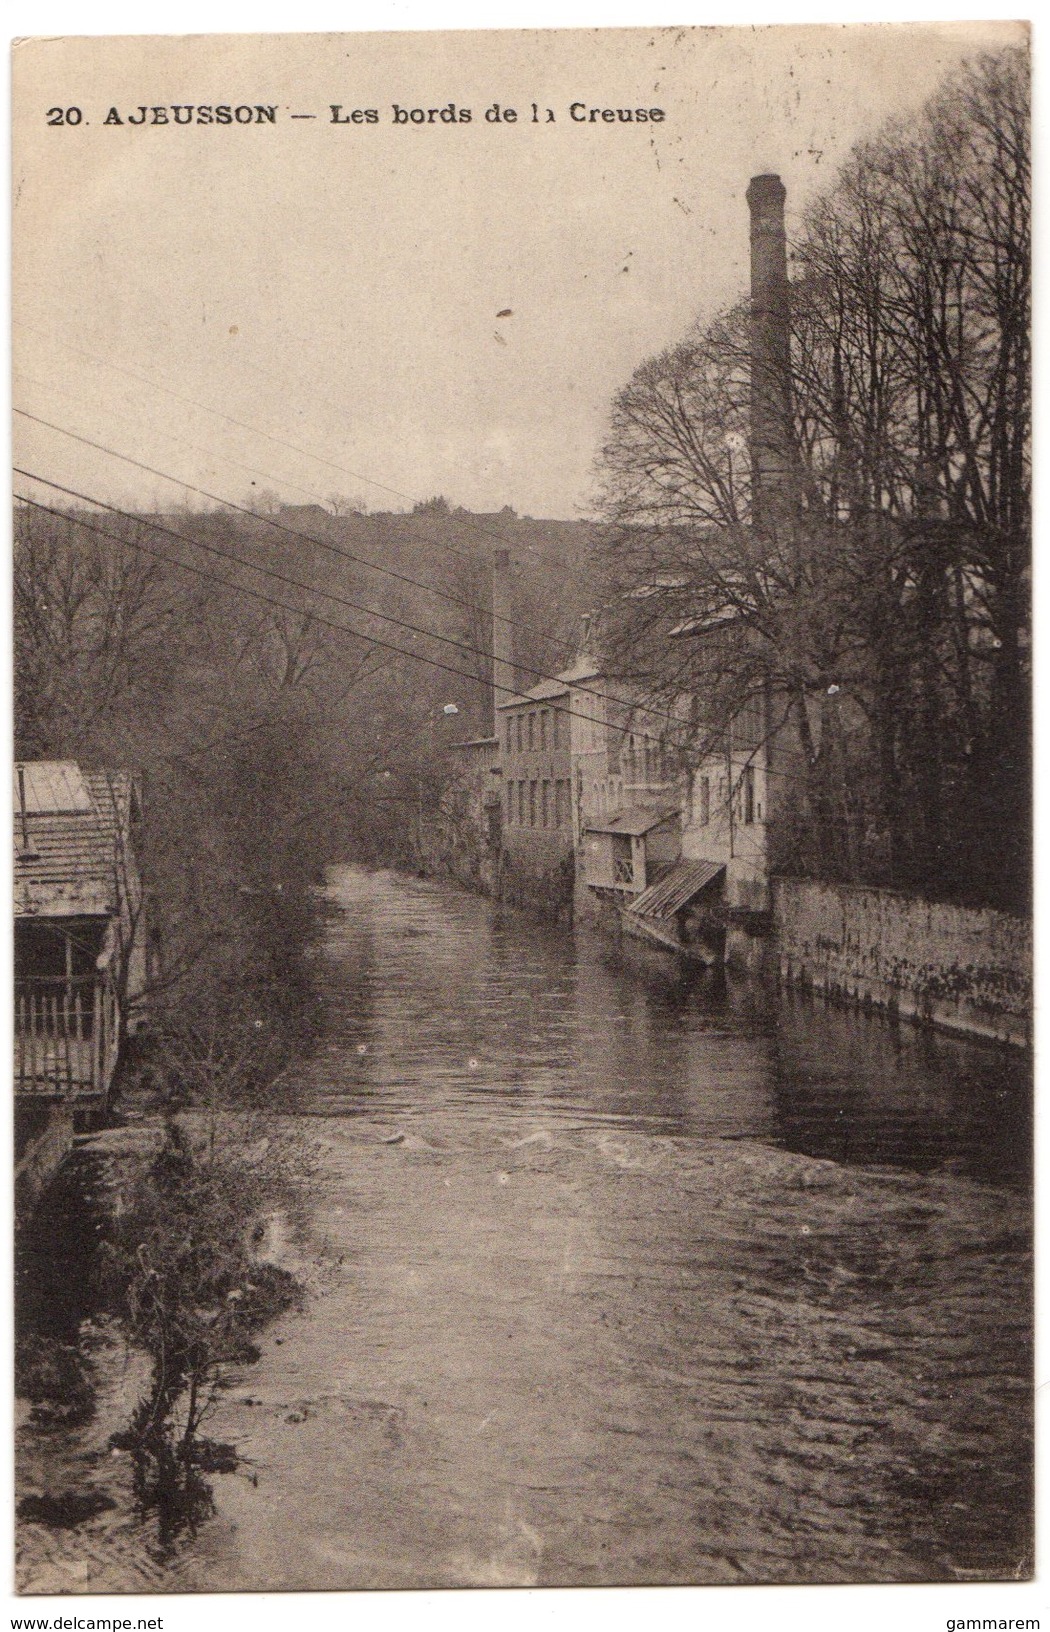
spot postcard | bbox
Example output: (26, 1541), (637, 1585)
(11, 21), (1032, 1605)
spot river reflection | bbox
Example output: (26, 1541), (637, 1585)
(305, 866), (1029, 1190)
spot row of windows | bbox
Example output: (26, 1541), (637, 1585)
(504, 705), (567, 757)
(589, 778), (623, 819)
(693, 766), (760, 826)
(507, 777), (572, 830)
(621, 742), (673, 784)
(504, 708), (762, 770)
(503, 710), (674, 772)
(501, 760), (760, 831)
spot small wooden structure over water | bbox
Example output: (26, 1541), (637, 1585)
(14, 761), (144, 1208)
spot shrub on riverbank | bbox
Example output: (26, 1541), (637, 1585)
(102, 1116), (307, 1548)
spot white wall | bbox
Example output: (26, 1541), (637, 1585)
(682, 745), (770, 910)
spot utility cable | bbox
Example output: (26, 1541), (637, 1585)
(14, 318), (597, 605)
(15, 366), (570, 649)
(15, 407), (575, 655)
(13, 443), (696, 736)
(15, 465), (667, 727)
(14, 487), (634, 742)
(16, 481), (837, 810)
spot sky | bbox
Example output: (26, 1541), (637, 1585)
(12, 22), (1025, 522)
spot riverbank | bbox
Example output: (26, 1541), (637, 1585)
(15, 1118), (321, 1594)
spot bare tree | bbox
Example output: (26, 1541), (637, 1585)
(14, 504), (200, 758)
(592, 46), (1029, 908)
(326, 491), (370, 516)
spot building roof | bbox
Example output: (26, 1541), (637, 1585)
(82, 772), (138, 859)
(14, 763), (137, 920)
(496, 676), (570, 709)
(495, 656), (602, 711)
(13, 761), (94, 814)
(584, 804), (680, 838)
(558, 657), (601, 684)
(669, 611), (745, 638)
(627, 859), (725, 919)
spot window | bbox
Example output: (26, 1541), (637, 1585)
(505, 718), (512, 756)
(540, 711), (548, 750)
(518, 780), (526, 826)
(541, 780), (550, 827)
(743, 765), (755, 825)
(529, 780), (538, 826)
(551, 709), (562, 750)
(698, 776), (710, 827)
(516, 716), (523, 754)
(734, 692), (765, 750)
(528, 713), (535, 751)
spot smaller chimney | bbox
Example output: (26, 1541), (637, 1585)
(17, 764), (30, 852)
(746, 173), (792, 533)
(491, 549), (515, 727)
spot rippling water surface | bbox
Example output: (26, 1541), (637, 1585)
(177, 868), (1031, 1590)
(303, 867), (1029, 1188)
(25, 865), (1028, 1593)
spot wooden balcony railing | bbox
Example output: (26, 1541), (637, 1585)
(613, 855), (637, 887)
(14, 975), (119, 1096)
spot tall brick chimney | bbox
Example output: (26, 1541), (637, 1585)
(491, 548), (515, 730)
(746, 173), (792, 533)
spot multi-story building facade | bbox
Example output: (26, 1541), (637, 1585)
(495, 676), (575, 911)
(566, 659), (685, 909)
(680, 684), (774, 914)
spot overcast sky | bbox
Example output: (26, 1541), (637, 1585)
(13, 22), (1024, 520)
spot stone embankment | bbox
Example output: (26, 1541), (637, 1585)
(774, 879), (1031, 1047)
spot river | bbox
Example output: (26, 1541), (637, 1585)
(20, 864), (1034, 1591)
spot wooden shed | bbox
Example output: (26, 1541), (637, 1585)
(14, 760), (144, 1103)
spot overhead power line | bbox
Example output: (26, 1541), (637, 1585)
(15, 364), (568, 646)
(13, 482), (655, 742)
(14, 365), (348, 513)
(14, 427), (704, 735)
(13, 317), (600, 599)
(15, 406), (578, 657)
(15, 478), (828, 801)
(14, 464), (657, 726)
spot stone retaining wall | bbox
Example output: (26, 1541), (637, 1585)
(773, 878), (1031, 1047)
